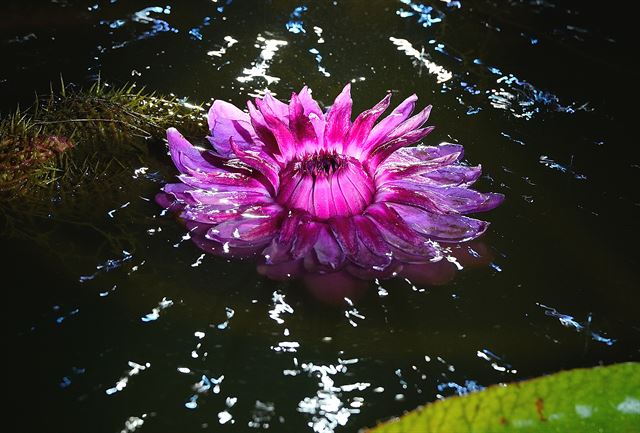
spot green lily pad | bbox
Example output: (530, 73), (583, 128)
(366, 362), (640, 433)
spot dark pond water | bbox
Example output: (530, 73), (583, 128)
(2, 1), (639, 432)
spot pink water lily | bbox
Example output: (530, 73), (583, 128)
(157, 84), (503, 273)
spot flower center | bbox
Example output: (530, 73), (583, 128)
(276, 151), (375, 220)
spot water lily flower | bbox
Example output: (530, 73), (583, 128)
(157, 84), (503, 273)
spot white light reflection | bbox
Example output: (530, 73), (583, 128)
(269, 291), (294, 325)
(389, 37), (452, 83)
(537, 304), (616, 345)
(119, 414), (149, 433)
(476, 349), (517, 374)
(106, 361), (150, 396)
(207, 35), (239, 58)
(344, 297), (365, 327)
(236, 34), (288, 90)
(297, 359), (370, 433)
(248, 400), (276, 429)
(140, 297), (174, 322)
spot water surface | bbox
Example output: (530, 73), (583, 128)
(2, 1), (638, 432)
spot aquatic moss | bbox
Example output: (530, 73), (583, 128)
(0, 79), (205, 195)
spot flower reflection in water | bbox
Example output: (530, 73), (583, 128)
(157, 85), (502, 296)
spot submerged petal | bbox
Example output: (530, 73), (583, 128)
(313, 223), (345, 269)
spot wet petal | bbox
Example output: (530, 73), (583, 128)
(413, 187), (505, 214)
(162, 183), (199, 205)
(365, 203), (441, 261)
(391, 203), (490, 242)
(247, 101), (280, 157)
(375, 151), (463, 186)
(386, 105), (432, 141)
(185, 189), (272, 207)
(367, 126), (435, 170)
(422, 165), (482, 186)
(207, 204), (283, 246)
(375, 185), (447, 214)
(278, 211), (304, 247)
(181, 205), (247, 224)
(382, 143), (464, 167)
(259, 107), (298, 162)
(177, 172), (266, 190)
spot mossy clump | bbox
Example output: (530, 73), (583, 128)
(0, 79), (205, 195)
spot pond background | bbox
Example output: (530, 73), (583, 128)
(2, 1), (638, 432)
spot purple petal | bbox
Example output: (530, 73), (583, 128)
(247, 101), (280, 157)
(291, 220), (321, 259)
(162, 183), (198, 205)
(298, 86), (326, 143)
(329, 173), (352, 216)
(313, 223), (345, 269)
(375, 151), (462, 186)
(257, 92), (290, 125)
(155, 191), (184, 210)
(366, 126), (435, 170)
(365, 203), (441, 261)
(390, 203), (490, 242)
(177, 172), (266, 190)
(382, 143), (464, 167)
(277, 211), (304, 247)
(386, 105), (432, 142)
(363, 94), (417, 152)
(335, 169), (368, 215)
(324, 84), (352, 152)
(289, 92), (318, 155)
(329, 217), (358, 256)
(353, 215), (392, 259)
(185, 189), (272, 207)
(343, 93), (391, 156)
(167, 128), (219, 175)
(180, 205), (248, 224)
(312, 175), (335, 220)
(206, 204), (283, 246)
(422, 165), (482, 186)
(229, 137), (280, 193)
(401, 185), (505, 214)
(207, 100), (258, 157)
(259, 106), (298, 162)
(285, 176), (313, 214)
(375, 186), (443, 213)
